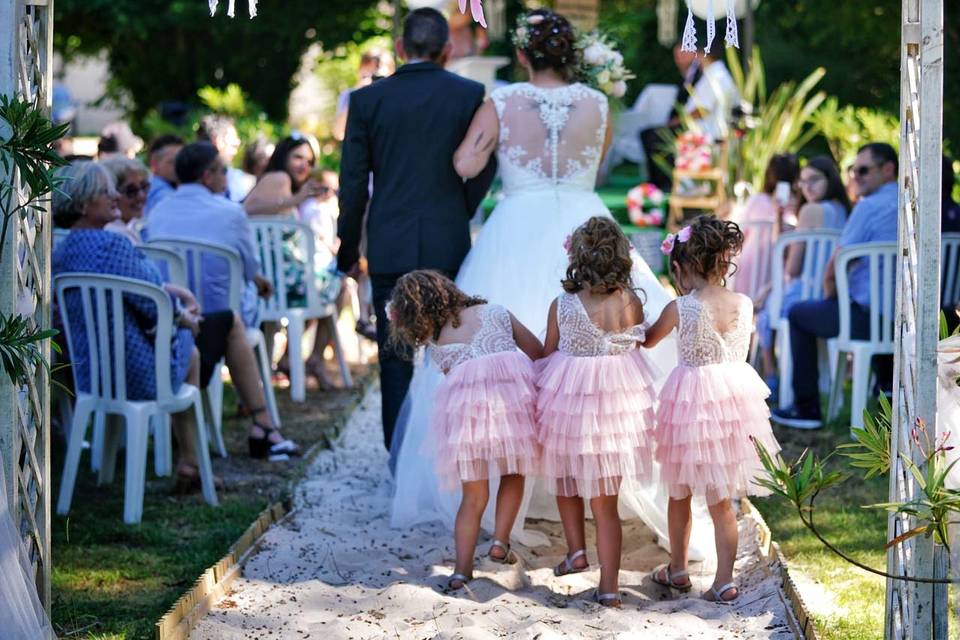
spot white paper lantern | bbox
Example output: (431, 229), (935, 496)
(690, 0), (759, 20)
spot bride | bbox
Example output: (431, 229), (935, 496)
(391, 8), (714, 558)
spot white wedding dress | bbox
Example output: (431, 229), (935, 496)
(390, 81), (714, 558)
(0, 450), (53, 639)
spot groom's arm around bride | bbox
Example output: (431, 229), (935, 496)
(336, 7), (497, 450)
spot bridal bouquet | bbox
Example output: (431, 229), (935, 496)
(675, 131), (715, 172)
(626, 183), (666, 227)
(575, 32), (633, 99)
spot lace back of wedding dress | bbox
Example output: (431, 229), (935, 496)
(491, 83), (608, 193)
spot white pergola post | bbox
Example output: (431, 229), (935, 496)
(886, 0), (944, 638)
(0, 0), (54, 619)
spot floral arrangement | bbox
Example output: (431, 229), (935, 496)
(675, 131), (715, 172)
(575, 32), (632, 99)
(626, 183), (666, 227)
(660, 225), (692, 255)
(511, 15), (632, 99)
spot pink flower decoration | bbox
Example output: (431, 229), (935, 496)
(458, 0), (487, 28)
(677, 226), (693, 243)
(385, 301), (397, 323)
(660, 233), (676, 255)
(563, 234), (572, 252)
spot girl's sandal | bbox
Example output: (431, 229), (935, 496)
(651, 564), (692, 592)
(703, 582), (739, 604)
(593, 591), (622, 608)
(446, 572), (472, 591)
(553, 549), (589, 577)
(488, 539), (516, 564)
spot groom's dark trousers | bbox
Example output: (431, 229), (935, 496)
(337, 61), (496, 450)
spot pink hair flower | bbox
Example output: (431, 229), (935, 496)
(563, 234), (573, 252)
(677, 225), (693, 243)
(385, 301), (397, 323)
(660, 233), (676, 255)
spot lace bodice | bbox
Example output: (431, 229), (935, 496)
(675, 293), (753, 367)
(491, 83), (608, 195)
(430, 304), (518, 372)
(557, 293), (645, 357)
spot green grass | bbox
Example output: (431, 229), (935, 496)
(51, 366), (371, 639)
(753, 397), (889, 640)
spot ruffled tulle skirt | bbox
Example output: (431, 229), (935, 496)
(654, 361), (780, 504)
(536, 349), (659, 499)
(426, 350), (540, 490)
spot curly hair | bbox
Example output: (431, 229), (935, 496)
(562, 217), (634, 294)
(667, 215), (744, 286)
(520, 9), (579, 79)
(388, 270), (487, 352)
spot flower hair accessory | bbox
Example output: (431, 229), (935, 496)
(677, 225), (693, 243)
(660, 226), (693, 255)
(563, 234), (573, 252)
(385, 300), (397, 323)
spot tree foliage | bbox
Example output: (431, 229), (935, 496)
(54, 0), (383, 123)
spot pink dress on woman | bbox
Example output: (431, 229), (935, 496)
(536, 292), (659, 499)
(654, 293), (781, 504)
(427, 304), (540, 490)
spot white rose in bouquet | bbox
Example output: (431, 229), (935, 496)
(583, 43), (606, 66)
(611, 80), (627, 98)
(611, 51), (624, 65)
(596, 69), (611, 85)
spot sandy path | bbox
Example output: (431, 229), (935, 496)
(191, 386), (799, 639)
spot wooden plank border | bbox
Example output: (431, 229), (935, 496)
(154, 372), (375, 640)
(741, 498), (820, 640)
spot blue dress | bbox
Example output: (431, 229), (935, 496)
(756, 200), (847, 351)
(53, 229), (194, 400)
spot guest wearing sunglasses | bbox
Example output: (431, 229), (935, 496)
(101, 156), (151, 245)
(772, 143), (898, 430)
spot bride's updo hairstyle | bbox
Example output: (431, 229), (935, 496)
(388, 270), (487, 351)
(666, 214), (744, 287)
(517, 9), (579, 79)
(562, 217), (635, 294)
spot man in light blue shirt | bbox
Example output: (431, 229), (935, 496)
(146, 142), (271, 327)
(772, 143), (899, 429)
(144, 135), (183, 216)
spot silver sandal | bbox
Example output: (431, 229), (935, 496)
(488, 538), (515, 564)
(553, 549), (589, 576)
(651, 564), (692, 592)
(704, 581), (739, 604)
(593, 590), (622, 608)
(446, 572), (471, 591)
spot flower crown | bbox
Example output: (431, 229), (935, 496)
(511, 13), (571, 62)
(660, 225), (692, 255)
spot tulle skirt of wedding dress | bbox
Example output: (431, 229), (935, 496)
(390, 187), (715, 560)
(0, 451), (53, 639)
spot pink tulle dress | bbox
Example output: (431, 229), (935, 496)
(654, 293), (781, 504)
(536, 292), (659, 498)
(427, 304), (540, 490)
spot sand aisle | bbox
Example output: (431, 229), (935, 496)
(191, 385), (799, 639)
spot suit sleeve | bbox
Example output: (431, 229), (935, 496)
(337, 91), (370, 272)
(462, 85), (497, 218)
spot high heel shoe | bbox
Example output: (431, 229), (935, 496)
(248, 415), (301, 462)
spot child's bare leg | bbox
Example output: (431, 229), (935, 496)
(491, 474), (524, 560)
(590, 494), (622, 597)
(452, 480), (489, 586)
(555, 495), (589, 571)
(707, 498), (739, 601)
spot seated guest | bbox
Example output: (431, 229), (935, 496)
(97, 121), (142, 161)
(197, 114), (253, 202)
(244, 134), (339, 388)
(101, 156), (150, 245)
(772, 143), (898, 429)
(145, 134), (184, 215)
(147, 142), (270, 329)
(52, 161), (225, 486)
(242, 135), (275, 184)
(755, 155), (850, 391)
(733, 153), (800, 300)
(943, 155), (960, 233)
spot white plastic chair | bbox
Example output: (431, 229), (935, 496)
(147, 238), (282, 457)
(54, 273), (218, 524)
(940, 233), (960, 308)
(768, 230), (841, 407)
(826, 242), (898, 432)
(250, 218), (353, 402)
(139, 245), (187, 287)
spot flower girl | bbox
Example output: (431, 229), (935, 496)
(388, 270), (542, 590)
(536, 217), (660, 607)
(643, 215), (781, 603)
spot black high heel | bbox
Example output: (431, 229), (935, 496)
(248, 412), (301, 461)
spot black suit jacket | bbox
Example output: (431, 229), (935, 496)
(337, 62), (496, 276)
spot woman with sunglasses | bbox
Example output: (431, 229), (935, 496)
(755, 155), (850, 392)
(101, 156), (151, 245)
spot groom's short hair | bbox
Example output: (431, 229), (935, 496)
(403, 8), (448, 60)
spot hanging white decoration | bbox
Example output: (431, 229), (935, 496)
(207, 0), (257, 18)
(458, 0), (487, 29)
(680, 0), (741, 53)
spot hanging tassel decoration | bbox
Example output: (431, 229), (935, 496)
(680, 0), (697, 53)
(704, 0), (716, 55)
(208, 0), (218, 16)
(248, 0), (258, 18)
(227, 0), (236, 18)
(458, 0), (487, 28)
(724, 0), (740, 48)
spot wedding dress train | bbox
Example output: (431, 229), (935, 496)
(390, 81), (715, 559)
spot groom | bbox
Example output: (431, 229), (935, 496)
(337, 7), (496, 451)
